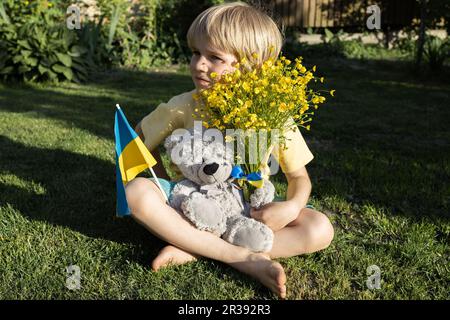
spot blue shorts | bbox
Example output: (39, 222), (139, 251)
(149, 178), (178, 201)
(150, 178), (315, 210)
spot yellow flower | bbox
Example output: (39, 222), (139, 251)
(330, 90), (336, 97)
(242, 82), (251, 92)
(278, 102), (289, 112)
(225, 135), (234, 142)
(192, 50), (332, 169)
(312, 96), (320, 104)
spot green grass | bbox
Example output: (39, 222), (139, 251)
(0, 56), (449, 299)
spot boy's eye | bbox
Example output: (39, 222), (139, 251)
(212, 55), (223, 61)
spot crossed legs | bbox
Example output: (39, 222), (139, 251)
(125, 177), (334, 298)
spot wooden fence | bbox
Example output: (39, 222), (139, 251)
(264, 0), (419, 28)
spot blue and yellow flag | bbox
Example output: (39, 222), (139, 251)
(115, 106), (157, 217)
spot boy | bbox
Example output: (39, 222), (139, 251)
(126, 2), (334, 299)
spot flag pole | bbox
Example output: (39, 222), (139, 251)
(149, 167), (169, 203)
(116, 104), (169, 204)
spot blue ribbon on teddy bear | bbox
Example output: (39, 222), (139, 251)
(230, 165), (265, 188)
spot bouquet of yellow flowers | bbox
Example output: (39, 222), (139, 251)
(193, 52), (334, 199)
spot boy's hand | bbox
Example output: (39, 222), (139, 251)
(250, 200), (299, 232)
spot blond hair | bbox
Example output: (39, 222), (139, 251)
(187, 2), (283, 65)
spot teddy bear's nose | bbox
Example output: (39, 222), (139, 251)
(203, 162), (219, 175)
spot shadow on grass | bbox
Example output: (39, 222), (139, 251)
(270, 56), (450, 221)
(0, 134), (168, 264)
(0, 62), (449, 261)
(0, 69), (194, 141)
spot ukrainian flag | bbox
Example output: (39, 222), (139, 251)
(115, 105), (157, 217)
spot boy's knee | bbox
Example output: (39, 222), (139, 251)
(125, 178), (158, 217)
(314, 212), (334, 250)
(305, 211), (334, 251)
(125, 178), (147, 201)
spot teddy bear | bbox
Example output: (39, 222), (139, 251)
(164, 128), (275, 253)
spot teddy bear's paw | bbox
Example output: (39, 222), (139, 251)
(223, 217), (274, 253)
(249, 180), (275, 209)
(181, 193), (227, 235)
(169, 179), (198, 210)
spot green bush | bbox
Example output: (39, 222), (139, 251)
(105, 0), (174, 69)
(393, 32), (417, 57)
(284, 28), (414, 62)
(92, 0), (171, 69)
(0, 1), (90, 82)
(82, 0), (225, 69)
(84, 0), (180, 69)
(423, 35), (450, 71)
(0, 0), (228, 82)
(154, 0), (224, 63)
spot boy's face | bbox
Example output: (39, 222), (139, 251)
(189, 41), (237, 90)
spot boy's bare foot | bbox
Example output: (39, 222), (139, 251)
(231, 253), (287, 299)
(152, 245), (198, 271)
(153, 248), (286, 298)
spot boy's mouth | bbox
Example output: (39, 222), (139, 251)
(195, 76), (210, 87)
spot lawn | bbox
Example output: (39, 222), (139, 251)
(0, 54), (449, 299)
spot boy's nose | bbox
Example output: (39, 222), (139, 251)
(195, 57), (208, 72)
(203, 162), (219, 175)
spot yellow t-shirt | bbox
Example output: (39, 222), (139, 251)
(141, 90), (314, 177)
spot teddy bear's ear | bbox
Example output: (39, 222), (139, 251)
(164, 130), (189, 153)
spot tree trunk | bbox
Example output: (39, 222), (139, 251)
(416, 0), (427, 67)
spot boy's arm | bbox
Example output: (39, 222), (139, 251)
(285, 166), (312, 211)
(135, 121), (171, 181)
(250, 166), (312, 232)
